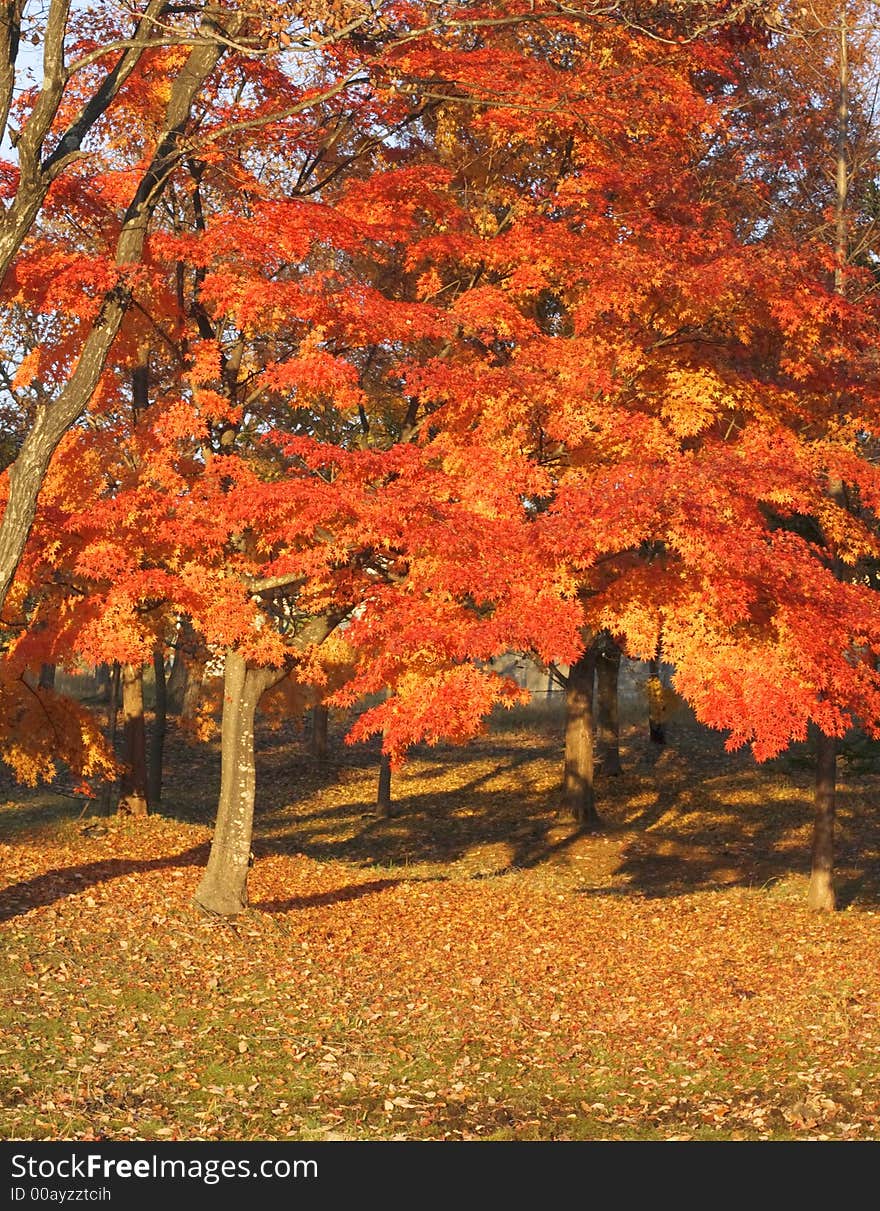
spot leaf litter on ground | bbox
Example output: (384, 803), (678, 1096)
(0, 710), (878, 1141)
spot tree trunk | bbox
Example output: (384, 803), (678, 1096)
(99, 662), (121, 815)
(107, 663), (121, 737)
(118, 663), (149, 817)
(194, 651), (282, 916)
(595, 634), (622, 776)
(180, 657), (206, 724)
(563, 647), (600, 827)
(647, 658), (665, 745)
(148, 648), (167, 808)
(833, 5), (849, 296)
(310, 703), (329, 761)
(805, 12), (847, 914)
(166, 646), (189, 714)
(95, 662), (111, 701)
(38, 662), (56, 691)
(377, 750), (392, 817)
(807, 730), (837, 912)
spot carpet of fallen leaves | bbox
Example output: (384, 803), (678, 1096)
(1, 702), (879, 1141)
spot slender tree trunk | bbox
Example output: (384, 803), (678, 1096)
(132, 347), (149, 423)
(563, 647), (600, 827)
(107, 663), (121, 735)
(166, 646), (189, 714)
(377, 750), (392, 817)
(808, 730), (837, 911)
(194, 651), (282, 916)
(148, 648), (167, 808)
(99, 662), (121, 815)
(647, 658), (665, 745)
(833, 6), (849, 297)
(310, 703), (329, 761)
(595, 634), (622, 776)
(38, 662), (56, 691)
(806, 11), (848, 912)
(118, 663), (149, 817)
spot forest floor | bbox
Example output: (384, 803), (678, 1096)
(1, 698), (879, 1141)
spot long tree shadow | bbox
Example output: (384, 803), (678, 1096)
(607, 777), (880, 905)
(247, 720), (880, 904)
(253, 876), (418, 914)
(254, 751), (559, 871)
(7, 704), (879, 914)
(0, 843), (210, 923)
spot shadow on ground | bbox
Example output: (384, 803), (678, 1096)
(0, 844), (210, 923)
(238, 714), (880, 908)
(4, 707), (880, 910)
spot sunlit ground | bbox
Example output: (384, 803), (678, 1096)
(1, 699), (878, 1140)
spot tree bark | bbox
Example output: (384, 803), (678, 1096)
(563, 647), (600, 827)
(194, 651), (283, 916)
(806, 12), (848, 913)
(833, 5), (849, 296)
(95, 662), (111, 701)
(377, 750), (392, 817)
(180, 657), (206, 724)
(595, 634), (622, 776)
(148, 648), (167, 808)
(38, 662), (56, 691)
(118, 663), (149, 817)
(167, 654), (188, 715)
(647, 657), (665, 745)
(807, 730), (837, 911)
(107, 662), (121, 738)
(310, 703), (329, 761)
(99, 662), (121, 815)
(166, 627), (191, 714)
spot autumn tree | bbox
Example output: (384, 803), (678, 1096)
(6, 27), (539, 910)
(0, 0), (471, 627)
(11, 0), (880, 920)
(716, 0), (880, 907)
(353, 1), (880, 880)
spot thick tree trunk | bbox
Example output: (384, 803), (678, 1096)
(807, 730), (837, 911)
(148, 648), (167, 808)
(310, 703), (329, 761)
(563, 647), (600, 827)
(647, 657), (665, 745)
(377, 751), (392, 817)
(595, 634), (622, 776)
(194, 651), (282, 916)
(118, 663), (149, 817)
(38, 662), (56, 691)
